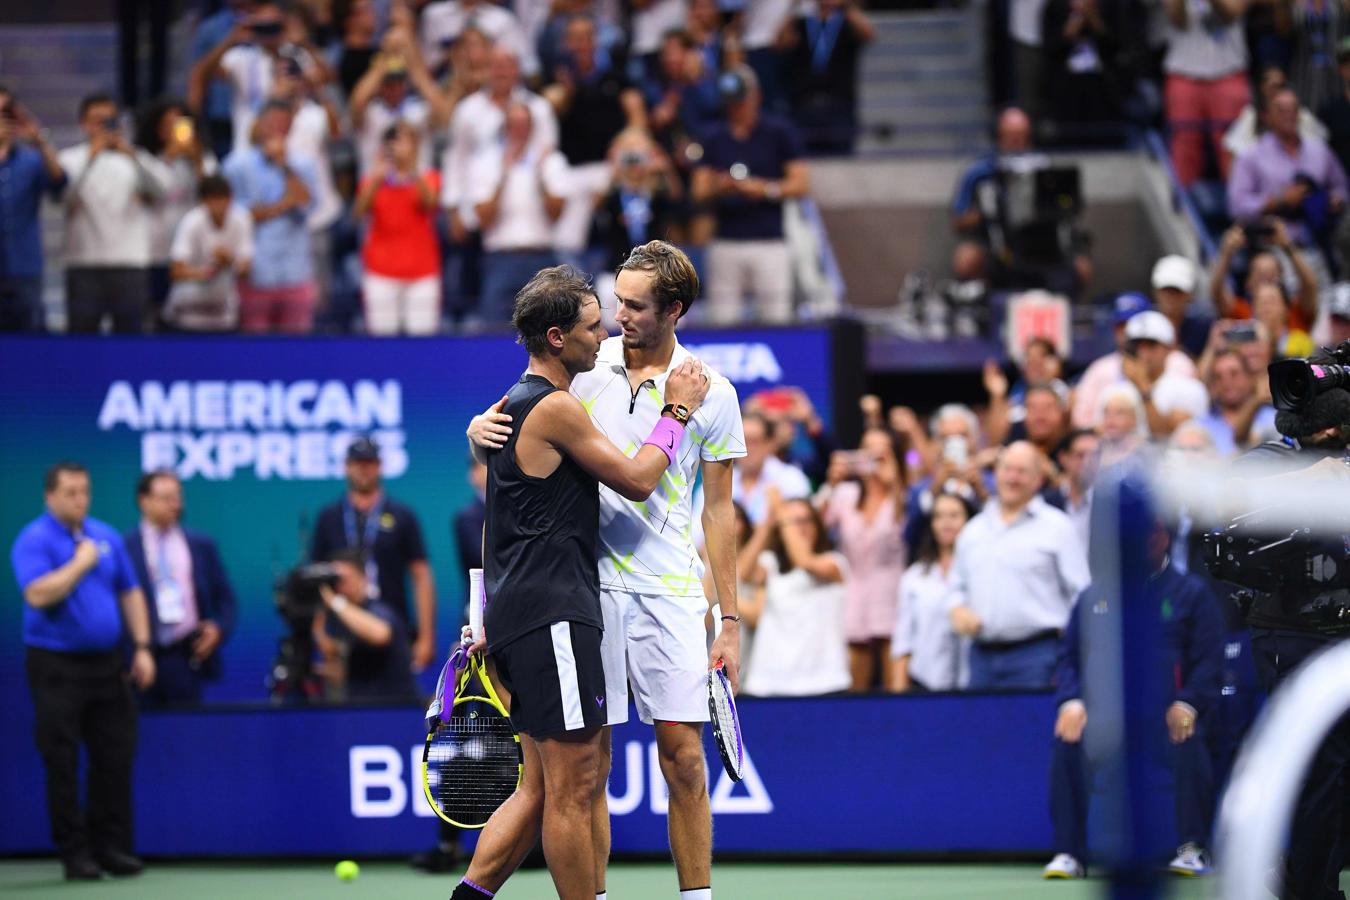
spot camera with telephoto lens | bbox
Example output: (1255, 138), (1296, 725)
(1269, 340), (1350, 412)
(267, 563), (341, 701)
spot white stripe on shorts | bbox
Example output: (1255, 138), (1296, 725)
(550, 622), (585, 731)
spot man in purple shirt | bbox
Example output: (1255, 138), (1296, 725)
(1228, 87), (1349, 248)
(0, 86), (66, 332)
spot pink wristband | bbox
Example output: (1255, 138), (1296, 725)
(642, 416), (685, 466)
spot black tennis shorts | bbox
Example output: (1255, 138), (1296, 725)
(492, 621), (607, 737)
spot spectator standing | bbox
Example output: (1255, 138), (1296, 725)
(1039, 0), (1134, 140)
(822, 428), (908, 692)
(470, 102), (567, 322)
(630, 0), (690, 77)
(0, 88), (65, 332)
(889, 491), (976, 693)
(310, 436), (437, 672)
(1161, 0), (1251, 186)
(135, 100), (214, 322)
(741, 494), (850, 697)
(453, 458), (487, 574)
(11, 462), (155, 881)
(692, 64), (810, 324)
(1225, 64), (1328, 159)
(164, 174), (254, 332)
(778, 0), (875, 156)
(1071, 294), (1199, 427)
(222, 99), (320, 333)
(350, 23), (452, 174)
(947, 441), (1090, 690)
(314, 549), (419, 702)
(1008, 0), (1050, 123)
(1317, 38), (1350, 174)
(1046, 428), (1099, 553)
(1120, 310), (1211, 439)
(740, 0), (795, 113)
(1042, 522), (1224, 879)
(1195, 346), (1278, 455)
(1229, 87), (1349, 255)
(1208, 219), (1318, 332)
(1251, 280), (1316, 357)
(1096, 382), (1150, 467)
(355, 121), (443, 334)
(186, 0), (252, 158)
(334, 0), (380, 97)
(545, 15), (646, 168)
(123, 471), (237, 706)
(58, 94), (168, 333)
(645, 29), (723, 164)
(1151, 253), (1211, 357)
(420, 0), (536, 79)
(589, 131), (683, 279)
(902, 403), (993, 555)
(1287, 0), (1350, 115)
(733, 412), (812, 524)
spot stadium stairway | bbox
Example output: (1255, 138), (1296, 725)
(857, 6), (991, 157)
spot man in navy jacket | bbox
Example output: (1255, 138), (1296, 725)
(124, 470), (236, 705)
(1042, 520), (1225, 879)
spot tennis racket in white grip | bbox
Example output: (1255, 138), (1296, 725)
(707, 663), (744, 782)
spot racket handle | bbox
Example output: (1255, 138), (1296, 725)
(468, 568), (486, 644)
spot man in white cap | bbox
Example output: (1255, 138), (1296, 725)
(1151, 254), (1212, 358)
(1121, 310), (1209, 439)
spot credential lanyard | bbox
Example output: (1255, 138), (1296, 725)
(805, 13), (844, 73)
(344, 497), (384, 592)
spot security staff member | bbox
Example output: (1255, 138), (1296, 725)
(124, 470), (237, 706)
(1229, 379), (1350, 900)
(10, 462), (156, 881)
(310, 435), (436, 671)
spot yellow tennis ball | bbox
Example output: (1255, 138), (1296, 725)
(335, 860), (360, 882)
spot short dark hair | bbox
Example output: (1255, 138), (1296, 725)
(617, 240), (700, 319)
(329, 548), (367, 572)
(512, 265), (595, 356)
(1055, 427), (1099, 460)
(1024, 336), (1059, 360)
(78, 93), (116, 121)
(742, 412), (776, 442)
(45, 461), (89, 493)
(199, 174), (232, 200)
(768, 498), (833, 574)
(914, 490), (978, 569)
(136, 469), (179, 499)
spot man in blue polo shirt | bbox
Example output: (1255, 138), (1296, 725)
(11, 462), (156, 881)
(0, 86), (66, 332)
(692, 64), (810, 325)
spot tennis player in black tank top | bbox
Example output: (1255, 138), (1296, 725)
(452, 266), (708, 900)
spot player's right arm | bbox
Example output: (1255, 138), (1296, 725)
(537, 393), (674, 501)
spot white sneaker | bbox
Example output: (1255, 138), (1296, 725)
(1168, 842), (1212, 876)
(1043, 853), (1085, 879)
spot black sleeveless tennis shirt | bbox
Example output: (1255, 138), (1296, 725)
(484, 373), (602, 651)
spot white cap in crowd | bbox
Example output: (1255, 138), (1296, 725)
(1331, 283), (1350, 321)
(1151, 255), (1196, 294)
(1124, 309), (1176, 345)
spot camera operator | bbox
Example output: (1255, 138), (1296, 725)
(313, 548), (418, 704)
(1223, 365), (1350, 900)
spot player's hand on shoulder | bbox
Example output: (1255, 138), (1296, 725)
(665, 358), (710, 413)
(468, 394), (513, 449)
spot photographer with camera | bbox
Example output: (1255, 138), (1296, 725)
(1214, 352), (1350, 899)
(312, 548), (418, 703)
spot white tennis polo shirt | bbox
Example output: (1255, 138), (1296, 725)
(571, 336), (746, 598)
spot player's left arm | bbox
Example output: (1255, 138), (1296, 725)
(703, 457), (741, 693)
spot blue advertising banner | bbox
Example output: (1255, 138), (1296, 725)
(0, 694), (1059, 855)
(0, 327), (847, 710)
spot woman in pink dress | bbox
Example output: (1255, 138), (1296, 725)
(822, 426), (908, 691)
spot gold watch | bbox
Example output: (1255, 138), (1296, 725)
(662, 403), (692, 425)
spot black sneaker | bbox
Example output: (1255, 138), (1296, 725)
(94, 849), (144, 877)
(410, 846), (460, 873)
(62, 854), (103, 881)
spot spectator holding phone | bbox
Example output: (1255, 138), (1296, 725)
(164, 175), (253, 332)
(889, 490), (976, 693)
(902, 403), (992, 557)
(747, 386), (838, 485)
(354, 121), (442, 335)
(0, 86), (65, 332)
(59, 94), (169, 333)
(1208, 219), (1317, 332)
(135, 100), (214, 323)
(350, 19), (452, 174)
(733, 412), (812, 524)
(740, 492), (850, 697)
(1229, 87), (1349, 255)
(820, 428), (908, 692)
(221, 99), (320, 332)
(1119, 310), (1210, 439)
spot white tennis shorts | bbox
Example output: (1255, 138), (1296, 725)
(599, 589), (711, 726)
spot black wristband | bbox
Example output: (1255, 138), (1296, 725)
(720, 615), (741, 623)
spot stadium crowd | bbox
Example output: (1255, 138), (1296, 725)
(0, 0), (879, 335)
